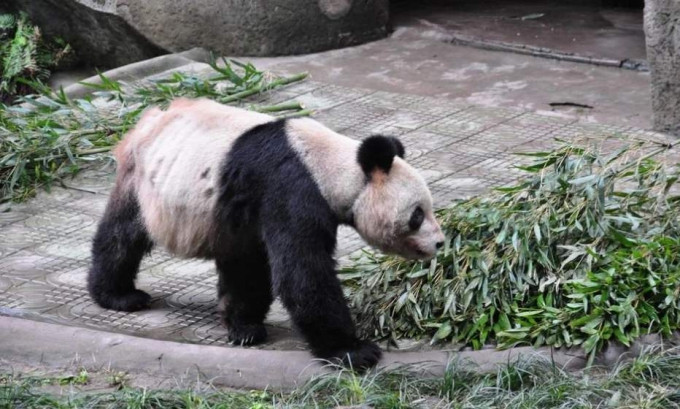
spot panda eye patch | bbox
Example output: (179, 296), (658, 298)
(409, 206), (425, 231)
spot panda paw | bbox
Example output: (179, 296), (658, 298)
(227, 324), (267, 346)
(95, 289), (151, 312)
(323, 339), (383, 371)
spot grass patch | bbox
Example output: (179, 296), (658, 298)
(343, 137), (680, 363)
(0, 56), (307, 203)
(3, 346), (680, 408)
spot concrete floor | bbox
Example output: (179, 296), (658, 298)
(247, 35), (652, 129)
(393, 0), (647, 61)
(241, 1), (651, 130)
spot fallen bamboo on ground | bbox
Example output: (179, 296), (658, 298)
(1, 61), (309, 203)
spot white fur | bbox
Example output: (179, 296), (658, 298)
(285, 118), (364, 218)
(121, 99), (272, 257)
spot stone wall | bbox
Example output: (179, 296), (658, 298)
(644, 0), (680, 136)
(9, 0), (389, 69)
(119, 0), (389, 57)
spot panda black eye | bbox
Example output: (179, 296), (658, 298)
(409, 206), (425, 231)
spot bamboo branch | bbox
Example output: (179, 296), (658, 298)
(278, 109), (314, 119)
(68, 125), (126, 138)
(219, 73), (308, 103)
(254, 101), (305, 113)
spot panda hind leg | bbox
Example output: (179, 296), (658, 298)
(215, 241), (273, 346)
(88, 187), (153, 312)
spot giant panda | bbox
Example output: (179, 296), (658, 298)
(88, 98), (445, 370)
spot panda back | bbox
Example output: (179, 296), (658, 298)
(118, 99), (273, 257)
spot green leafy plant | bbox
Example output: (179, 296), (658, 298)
(0, 59), (308, 203)
(343, 136), (680, 364)
(0, 12), (73, 104)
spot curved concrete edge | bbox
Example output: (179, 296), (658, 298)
(0, 316), (322, 391)
(0, 316), (596, 391)
(61, 48), (211, 99)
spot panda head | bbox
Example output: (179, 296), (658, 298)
(352, 136), (445, 260)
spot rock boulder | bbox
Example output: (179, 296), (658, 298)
(9, 0), (389, 69)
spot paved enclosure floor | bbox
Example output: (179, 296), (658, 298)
(0, 63), (670, 352)
(393, 0), (646, 62)
(246, 8), (652, 130)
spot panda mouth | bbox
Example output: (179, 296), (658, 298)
(403, 238), (433, 260)
(410, 245), (433, 260)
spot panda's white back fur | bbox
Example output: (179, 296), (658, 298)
(117, 98), (367, 257)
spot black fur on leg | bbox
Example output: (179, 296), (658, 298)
(214, 239), (273, 346)
(87, 186), (153, 312)
(213, 156), (274, 346)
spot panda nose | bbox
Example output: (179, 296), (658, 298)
(435, 241), (444, 249)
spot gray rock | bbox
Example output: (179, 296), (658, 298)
(9, 0), (389, 69)
(118, 0), (389, 56)
(6, 0), (166, 68)
(644, 0), (680, 136)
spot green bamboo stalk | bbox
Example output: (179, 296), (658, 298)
(278, 109), (314, 119)
(76, 147), (113, 155)
(255, 101), (305, 113)
(219, 72), (308, 103)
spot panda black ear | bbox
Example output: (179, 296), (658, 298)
(357, 135), (406, 176)
(388, 136), (405, 159)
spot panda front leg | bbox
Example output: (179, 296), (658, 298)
(214, 239), (273, 346)
(88, 186), (153, 312)
(263, 227), (382, 370)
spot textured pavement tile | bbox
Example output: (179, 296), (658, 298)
(354, 91), (469, 117)
(504, 111), (577, 131)
(0, 211), (31, 229)
(423, 105), (524, 138)
(400, 130), (461, 160)
(286, 85), (374, 112)
(410, 146), (498, 184)
(429, 176), (496, 207)
(344, 109), (448, 138)
(312, 100), (394, 134)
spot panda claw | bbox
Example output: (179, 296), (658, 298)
(227, 324), (267, 346)
(320, 339), (383, 372)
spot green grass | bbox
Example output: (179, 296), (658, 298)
(3, 346), (680, 408)
(342, 136), (680, 364)
(0, 56), (308, 203)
